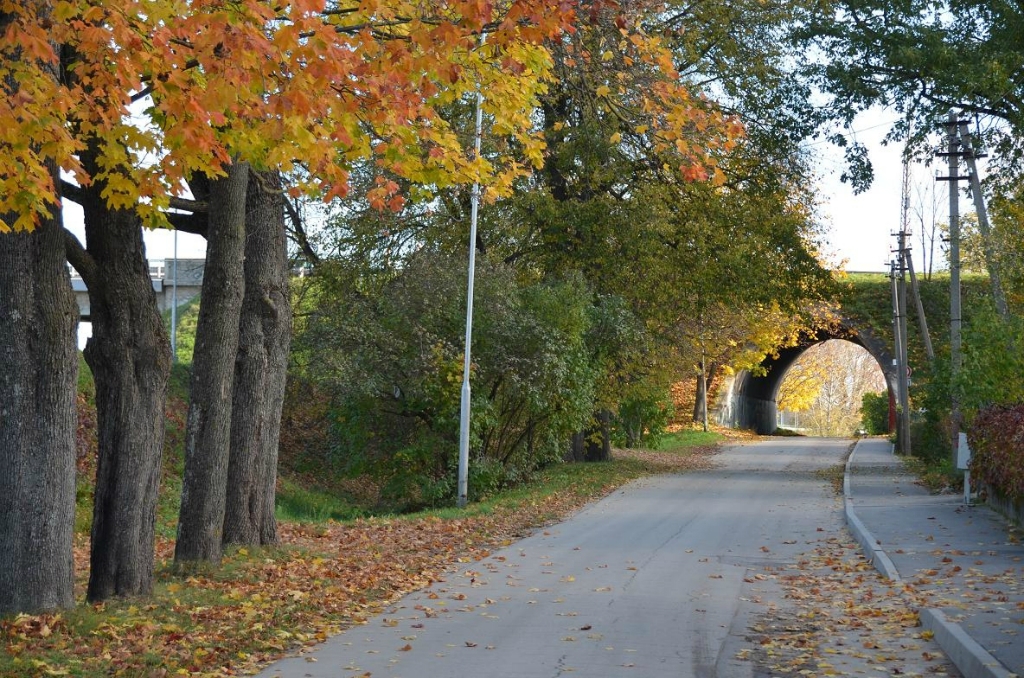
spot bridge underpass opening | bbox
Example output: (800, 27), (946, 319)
(774, 340), (887, 436)
(716, 324), (897, 435)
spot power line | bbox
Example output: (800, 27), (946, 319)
(800, 118), (902, 149)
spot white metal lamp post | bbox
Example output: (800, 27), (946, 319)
(457, 48), (486, 509)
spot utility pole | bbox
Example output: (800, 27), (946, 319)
(171, 230), (178, 363)
(901, 155), (934, 362)
(889, 259), (907, 452)
(897, 231), (911, 453)
(457, 37), (486, 508)
(936, 111), (964, 466)
(957, 120), (1009, 319)
(907, 251), (935, 362)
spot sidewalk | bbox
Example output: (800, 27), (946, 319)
(845, 438), (1024, 678)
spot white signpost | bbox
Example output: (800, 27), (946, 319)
(957, 432), (972, 505)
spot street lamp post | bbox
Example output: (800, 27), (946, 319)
(171, 229), (178, 362)
(457, 47), (486, 509)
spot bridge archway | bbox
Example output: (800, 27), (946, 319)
(714, 320), (897, 434)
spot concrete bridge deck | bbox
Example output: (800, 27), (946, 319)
(71, 258), (205, 320)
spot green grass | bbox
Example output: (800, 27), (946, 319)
(905, 455), (962, 494)
(275, 477), (370, 523)
(648, 429), (725, 451)
(273, 456), (655, 526)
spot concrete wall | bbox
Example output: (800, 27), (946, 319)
(72, 258), (205, 320)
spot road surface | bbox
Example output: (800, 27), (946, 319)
(255, 438), (883, 678)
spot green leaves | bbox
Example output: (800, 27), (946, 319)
(798, 0), (1024, 186)
(292, 253), (600, 509)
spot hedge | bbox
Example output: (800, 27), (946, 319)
(968, 404), (1024, 500)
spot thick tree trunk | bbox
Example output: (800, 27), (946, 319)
(223, 170), (291, 546)
(175, 162), (249, 565)
(0, 207), (78, 616)
(567, 410), (612, 462)
(79, 188), (170, 601)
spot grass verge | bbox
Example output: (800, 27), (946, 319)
(904, 455), (963, 494)
(649, 428), (726, 451)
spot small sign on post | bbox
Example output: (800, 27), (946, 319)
(957, 432), (972, 505)
(956, 432), (971, 470)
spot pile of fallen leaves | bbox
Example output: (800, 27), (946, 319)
(1, 447), (718, 677)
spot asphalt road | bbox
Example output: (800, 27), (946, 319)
(257, 438), (854, 678)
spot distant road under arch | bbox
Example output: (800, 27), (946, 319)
(714, 319), (897, 434)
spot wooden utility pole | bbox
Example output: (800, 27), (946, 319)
(900, 155), (935, 363)
(907, 251), (935, 362)
(889, 259), (907, 452)
(897, 232), (911, 453)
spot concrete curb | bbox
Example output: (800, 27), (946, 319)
(920, 609), (1017, 678)
(843, 440), (1017, 678)
(843, 440), (900, 582)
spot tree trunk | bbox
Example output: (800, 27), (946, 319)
(0, 8), (77, 613)
(223, 170), (291, 546)
(175, 162), (249, 565)
(78, 184), (170, 601)
(692, 362), (719, 424)
(567, 410), (612, 462)
(0, 204), (78, 616)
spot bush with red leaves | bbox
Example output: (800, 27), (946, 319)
(968, 404), (1024, 500)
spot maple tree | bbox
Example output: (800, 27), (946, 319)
(0, 0), (592, 597)
(157, 0), (586, 566)
(224, 170), (292, 546)
(0, 3), (79, 617)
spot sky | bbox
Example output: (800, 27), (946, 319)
(813, 115), (909, 272)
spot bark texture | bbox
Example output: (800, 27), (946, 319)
(567, 410), (612, 462)
(0, 208), (78, 616)
(223, 170), (291, 546)
(175, 162), (249, 565)
(692, 363), (719, 425)
(0, 7), (77, 613)
(79, 181), (170, 601)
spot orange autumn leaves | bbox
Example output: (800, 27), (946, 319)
(1, 0), (742, 233)
(0, 478), (609, 675)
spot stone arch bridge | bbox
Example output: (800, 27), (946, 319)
(713, 319), (897, 434)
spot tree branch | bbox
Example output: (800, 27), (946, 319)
(167, 212), (208, 237)
(60, 179), (87, 206)
(169, 196), (208, 213)
(284, 197), (322, 267)
(62, 227), (99, 287)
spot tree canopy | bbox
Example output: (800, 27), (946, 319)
(797, 0), (1024, 187)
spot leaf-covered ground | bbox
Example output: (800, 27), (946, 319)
(742, 535), (961, 677)
(1, 446), (717, 677)
(9, 441), (1014, 677)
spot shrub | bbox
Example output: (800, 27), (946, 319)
(958, 306), (1024, 412)
(293, 252), (599, 510)
(968, 404), (1024, 500)
(612, 381), (674, 448)
(860, 391), (889, 435)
